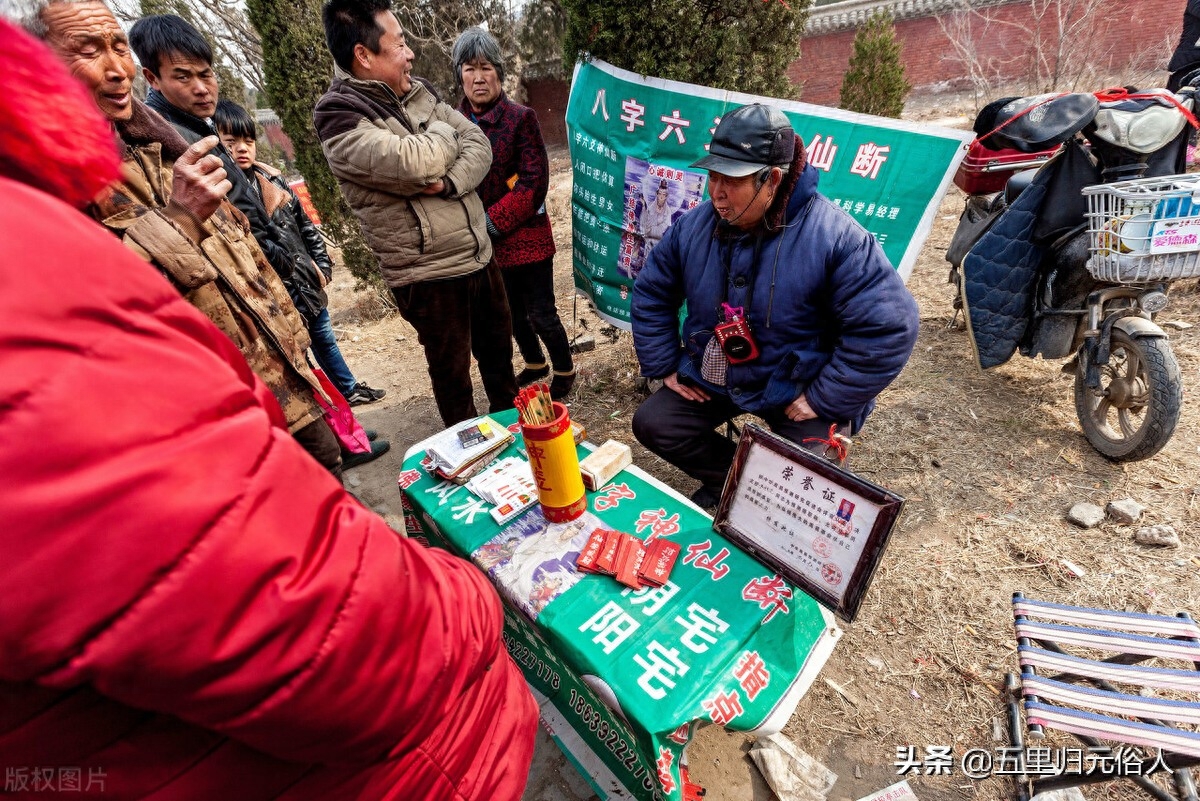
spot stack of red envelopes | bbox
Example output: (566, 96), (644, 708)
(576, 528), (680, 590)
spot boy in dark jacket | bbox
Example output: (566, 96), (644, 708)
(215, 101), (389, 467)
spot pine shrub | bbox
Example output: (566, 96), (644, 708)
(839, 11), (911, 118)
(561, 0), (812, 99)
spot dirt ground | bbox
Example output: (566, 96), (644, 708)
(324, 102), (1200, 801)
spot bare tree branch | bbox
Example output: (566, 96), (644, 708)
(113, 0), (267, 94)
(936, 0), (1119, 108)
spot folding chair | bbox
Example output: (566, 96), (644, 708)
(1006, 593), (1200, 801)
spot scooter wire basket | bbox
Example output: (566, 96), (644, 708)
(1083, 174), (1200, 283)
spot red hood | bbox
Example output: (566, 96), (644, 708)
(0, 17), (121, 208)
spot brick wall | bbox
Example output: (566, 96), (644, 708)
(260, 121), (295, 163)
(524, 76), (572, 147)
(796, 0), (1185, 106)
(507, 1), (1186, 143)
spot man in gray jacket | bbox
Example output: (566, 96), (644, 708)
(315, 0), (517, 426)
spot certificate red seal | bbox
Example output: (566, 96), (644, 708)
(820, 562), (843, 586)
(812, 537), (832, 558)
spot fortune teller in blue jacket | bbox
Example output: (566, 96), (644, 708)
(631, 103), (920, 511)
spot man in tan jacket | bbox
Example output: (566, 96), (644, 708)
(315, 0), (518, 427)
(27, 0), (343, 479)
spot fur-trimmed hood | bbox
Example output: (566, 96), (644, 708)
(764, 135), (809, 231)
(314, 68), (495, 286)
(115, 97), (190, 162)
(715, 134), (810, 239)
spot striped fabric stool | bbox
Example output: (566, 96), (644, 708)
(1007, 593), (1200, 801)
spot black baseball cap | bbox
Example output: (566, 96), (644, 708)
(691, 103), (795, 177)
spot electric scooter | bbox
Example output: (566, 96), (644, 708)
(946, 84), (1199, 460)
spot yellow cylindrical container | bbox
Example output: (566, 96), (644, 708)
(521, 401), (586, 522)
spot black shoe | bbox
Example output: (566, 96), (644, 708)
(345, 382), (386, 406)
(364, 429), (379, 441)
(549, 370), (576, 400)
(516, 363), (550, 385)
(342, 439), (391, 469)
(689, 486), (721, 513)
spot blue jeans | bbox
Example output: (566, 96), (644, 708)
(308, 308), (357, 397)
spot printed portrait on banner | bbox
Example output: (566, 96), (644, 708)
(618, 158), (707, 279)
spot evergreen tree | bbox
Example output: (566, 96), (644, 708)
(839, 11), (911, 118)
(560, 0), (809, 99)
(518, 0), (567, 78)
(138, 0), (180, 17)
(245, 0), (379, 286)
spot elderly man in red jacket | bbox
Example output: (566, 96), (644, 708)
(0, 10), (536, 801)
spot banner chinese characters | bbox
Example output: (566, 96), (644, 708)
(287, 179), (322, 226)
(566, 59), (973, 328)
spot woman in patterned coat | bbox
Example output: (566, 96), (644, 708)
(453, 27), (576, 399)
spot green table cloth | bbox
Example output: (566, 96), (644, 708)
(399, 409), (839, 800)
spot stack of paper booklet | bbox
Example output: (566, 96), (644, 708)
(421, 416), (514, 483)
(465, 457), (539, 524)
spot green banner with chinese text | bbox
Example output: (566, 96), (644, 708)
(566, 59), (973, 329)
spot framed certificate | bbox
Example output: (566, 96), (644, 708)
(712, 424), (904, 622)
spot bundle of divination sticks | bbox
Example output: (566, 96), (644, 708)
(515, 383), (556, 425)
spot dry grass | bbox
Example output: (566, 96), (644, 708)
(562, 187), (1200, 800)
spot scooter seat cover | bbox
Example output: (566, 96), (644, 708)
(984, 93), (1099, 152)
(961, 170), (1050, 369)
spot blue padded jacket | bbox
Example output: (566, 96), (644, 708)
(632, 160), (919, 432)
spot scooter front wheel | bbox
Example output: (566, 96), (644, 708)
(1074, 329), (1182, 461)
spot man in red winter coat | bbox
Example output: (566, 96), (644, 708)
(0, 13), (536, 801)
